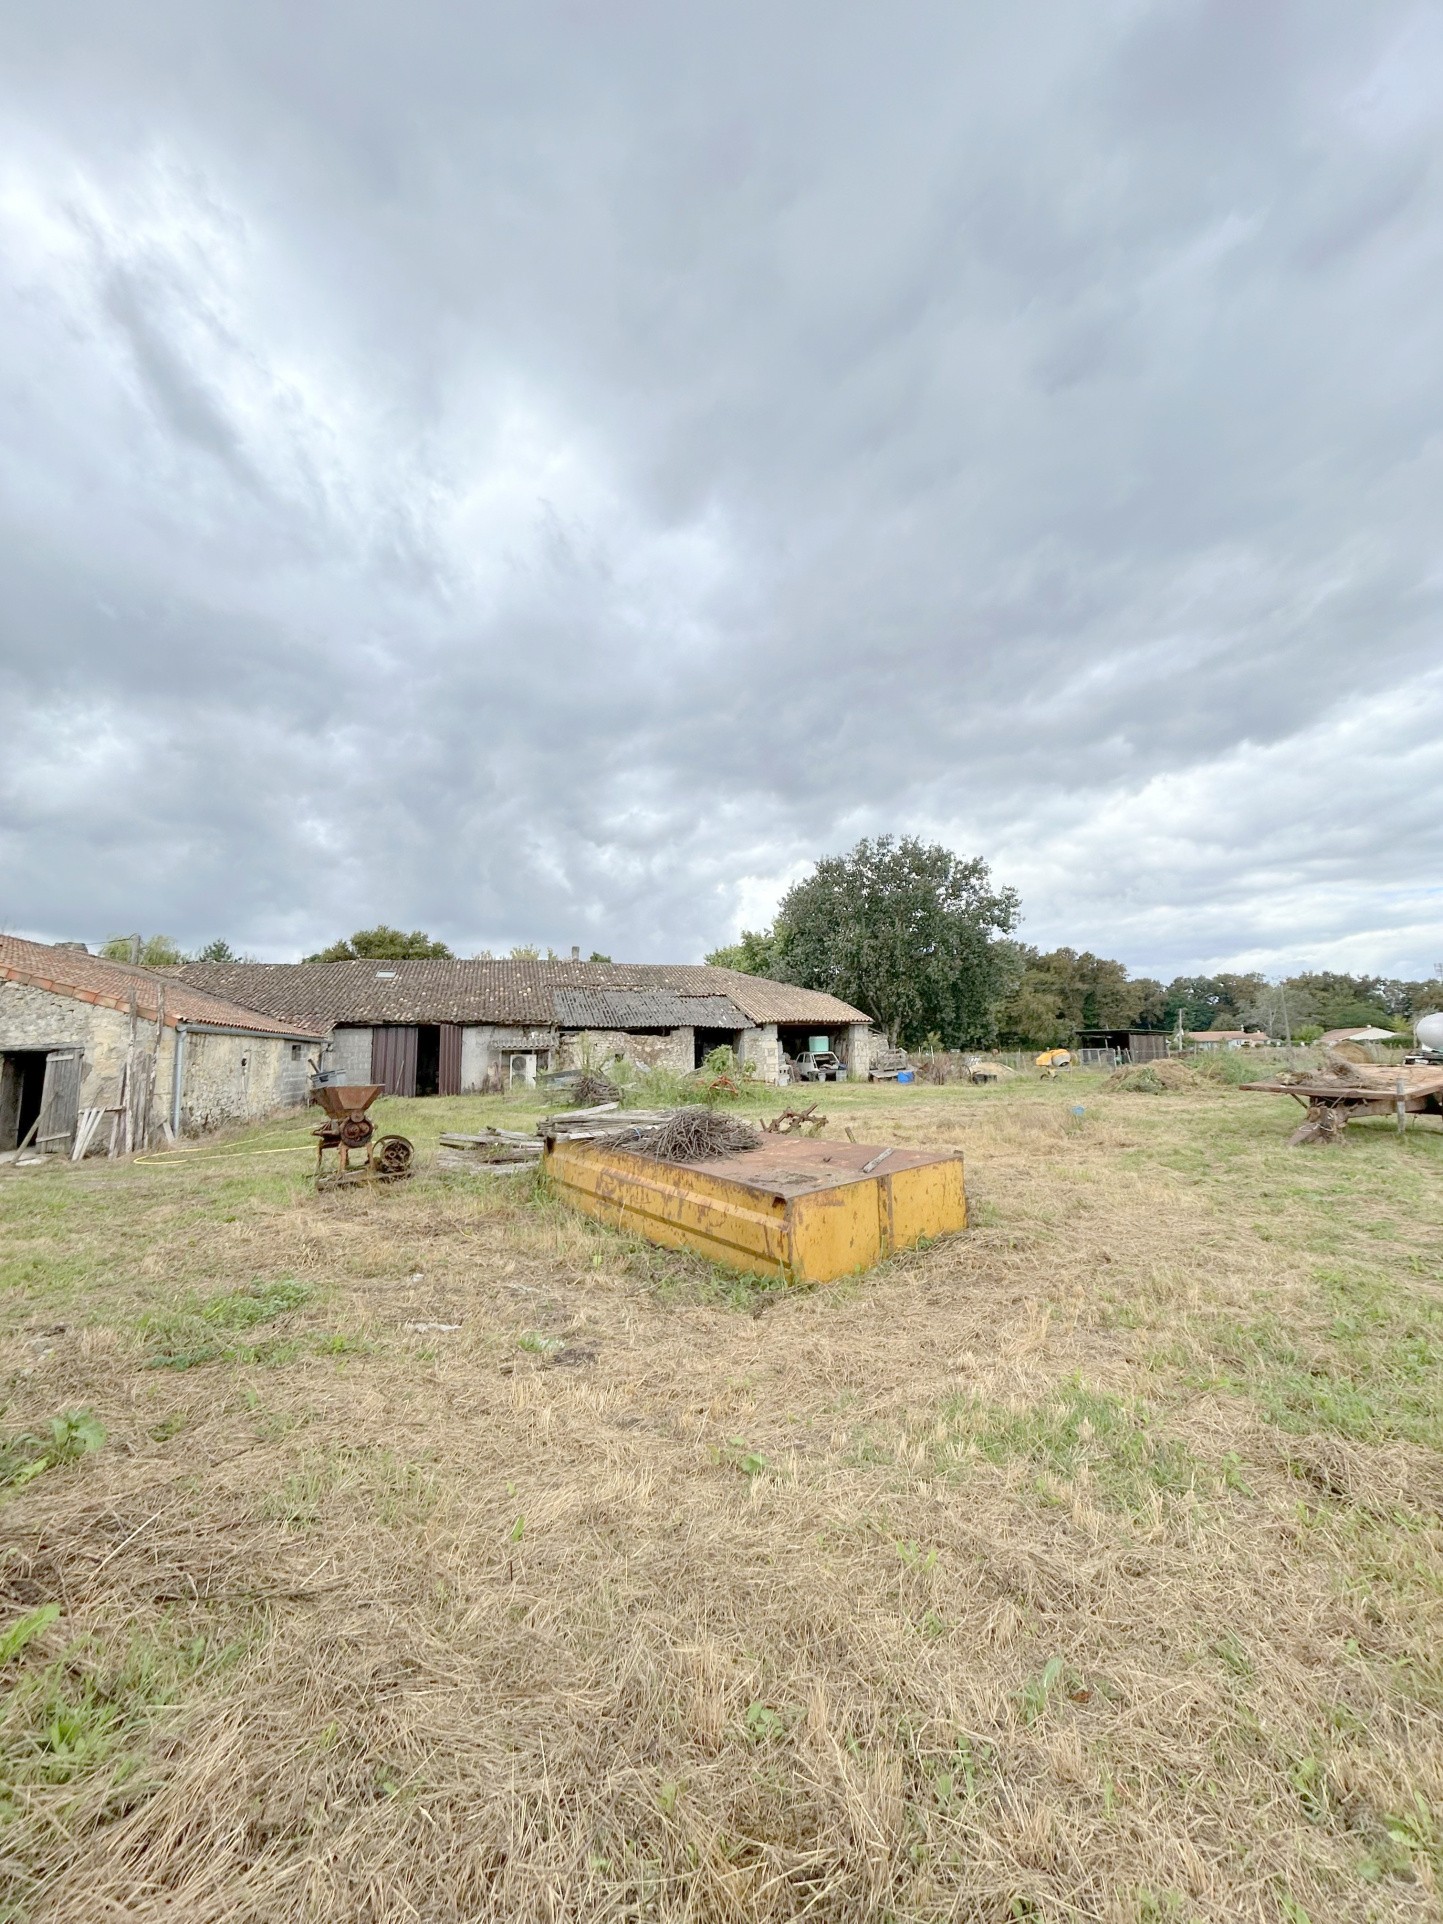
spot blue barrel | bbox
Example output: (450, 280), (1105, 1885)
(896, 1069), (915, 1083)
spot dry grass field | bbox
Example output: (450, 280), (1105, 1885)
(2, 1074), (1441, 1923)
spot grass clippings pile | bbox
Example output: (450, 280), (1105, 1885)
(2, 1074), (1441, 1921)
(1106, 1058), (1205, 1093)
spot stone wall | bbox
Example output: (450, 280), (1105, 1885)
(738, 1023), (783, 1083)
(178, 1029), (310, 1134)
(556, 1028), (693, 1074)
(841, 1023), (874, 1078)
(0, 979), (165, 1113)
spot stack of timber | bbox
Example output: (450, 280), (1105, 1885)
(436, 1127), (543, 1175)
(539, 1103), (675, 1146)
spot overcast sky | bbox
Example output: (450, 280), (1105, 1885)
(2, 2), (1441, 979)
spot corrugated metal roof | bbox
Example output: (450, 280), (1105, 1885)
(552, 987), (749, 1030)
(170, 958), (870, 1030)
(0, 937), (325, 1039)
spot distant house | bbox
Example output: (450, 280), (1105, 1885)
(172, 957), (873, 1094)
(1, 936), (322, 1154)
(1317, 1026), (1399, 1047)
(1186, 1030), (1272, 1050)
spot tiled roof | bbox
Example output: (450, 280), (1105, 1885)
(0, 937), (325, 1039)
(551, 987), (750, 1030)
(170, 958), (871, 1030)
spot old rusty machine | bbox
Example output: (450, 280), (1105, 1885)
(311, 1084), (414, 1189)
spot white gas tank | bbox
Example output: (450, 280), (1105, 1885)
(1415, 1011), (1443, 1053)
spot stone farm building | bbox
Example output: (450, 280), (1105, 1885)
(173, 958), (873, 1095)
(0, 936), (323, 1154)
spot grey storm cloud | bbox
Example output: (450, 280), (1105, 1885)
(1, 0), (1441, 974)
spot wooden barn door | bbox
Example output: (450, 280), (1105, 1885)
(36, 1049), (83, 1153)
(371, 1026), (418, 1097)
(438, 1024), (463, 1097)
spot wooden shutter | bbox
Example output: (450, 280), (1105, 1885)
(438, 1024), (463, 1097)
(36, 1049), (83, 1151)
(370, 1027), (418, 1097)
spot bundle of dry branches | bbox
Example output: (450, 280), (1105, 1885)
(570, 1071), (621, 1108)
(631, 1105), (762, 1163)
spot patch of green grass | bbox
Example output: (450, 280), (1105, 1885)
(723, 1438), (770, 1477)
(0, 1619), (252, 1829)
(0, 1408), (105, 1494)
(138, 1279), (318, 1369)
(934, 1379), (1206, 1513)
(1180, 1267), (1443, 1450)
(517, 1330), (564, 1354)
(1013, 1655), (1088, 1725)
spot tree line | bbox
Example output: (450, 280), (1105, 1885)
(704, 837), (1443, 1049)
(102, 836), (1442, 1052)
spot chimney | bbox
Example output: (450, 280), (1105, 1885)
(571, 945), (580, 961)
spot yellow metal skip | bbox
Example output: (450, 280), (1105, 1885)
(544, 1136), (966, 1283)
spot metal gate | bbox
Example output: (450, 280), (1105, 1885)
(371, 1026), (418, 1097)
(439, 1024), (463, 1097)
(36, 1049), (84, 1153)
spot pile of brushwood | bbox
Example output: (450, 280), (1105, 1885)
(631, 1107), (761, 1163)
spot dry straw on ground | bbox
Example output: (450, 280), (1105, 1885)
(2, 1078), (1441, 1922)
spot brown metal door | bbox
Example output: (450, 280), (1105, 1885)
(36, 1049), (83, 1151)
(371, 1026), (418, 1097)
(438, 1024), (463, 1096)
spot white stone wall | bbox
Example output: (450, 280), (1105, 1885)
(460, 1024), (489, 1092)
(738, 1022), (783, 1083)
(841, 1023), (874, 1078)
(326, 1026), (374, 1082)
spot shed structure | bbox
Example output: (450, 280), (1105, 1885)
(0, 937), (323, 1154)
(172, 958), (873, 1092)
(1073, 1029), (1171, 1064)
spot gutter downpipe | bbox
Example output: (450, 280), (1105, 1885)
(171, 1025), (189, 1138)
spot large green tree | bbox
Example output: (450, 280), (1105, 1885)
(704, 929), (778, 975)
(304, 925), (453, 962)
(766, 836), (1020, 1048)
(996, 947), (1165, 1048)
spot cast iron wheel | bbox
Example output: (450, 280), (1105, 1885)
(339, 1116), (374, 1148)
(374, 1134), (414, 1181)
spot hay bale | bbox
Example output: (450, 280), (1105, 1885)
(968, 1061), (1017, 1083)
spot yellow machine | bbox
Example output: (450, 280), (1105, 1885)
(1035, 1048), (1072, 1078)
(544, 1135), (966, 1284)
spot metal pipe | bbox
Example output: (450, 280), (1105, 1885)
(171, 1025), (188, 1137)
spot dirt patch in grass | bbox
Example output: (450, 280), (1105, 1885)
(1, 1080), (1441, 1920)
